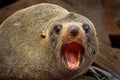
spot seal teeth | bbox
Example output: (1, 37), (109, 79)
(67, 60), (80, 68)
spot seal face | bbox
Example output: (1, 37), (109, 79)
(48, 13), (98, 79)
(0, 3), (98, 80)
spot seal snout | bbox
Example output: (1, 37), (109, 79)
(70, 26), (78, 36)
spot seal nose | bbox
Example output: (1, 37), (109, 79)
(70, 27), (78, 36)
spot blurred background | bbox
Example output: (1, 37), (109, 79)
(0, 0), (120, 77)
(0, 0), (120, 49)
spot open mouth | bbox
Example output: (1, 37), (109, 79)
(61, 42), (84, 69)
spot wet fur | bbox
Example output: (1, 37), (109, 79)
(0, 3), (98, 80)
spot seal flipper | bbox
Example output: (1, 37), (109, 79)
(84, 66), (120, 80)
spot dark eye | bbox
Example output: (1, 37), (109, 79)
(54, 24), (62, 34)
(82, 24), (90, 33)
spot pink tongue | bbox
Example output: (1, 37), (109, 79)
(65, 52), (80, 68)
(65, 42), (81, 69)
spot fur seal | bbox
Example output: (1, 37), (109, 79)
(0, 3), (98, 80)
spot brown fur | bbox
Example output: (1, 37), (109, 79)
(0, 3), (98, 80)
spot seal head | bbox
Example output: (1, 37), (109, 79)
(48, 12), (98, 79)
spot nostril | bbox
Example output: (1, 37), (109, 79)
(70, 27), (78, 36)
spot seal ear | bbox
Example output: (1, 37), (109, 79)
(41, 33), (47, 38)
